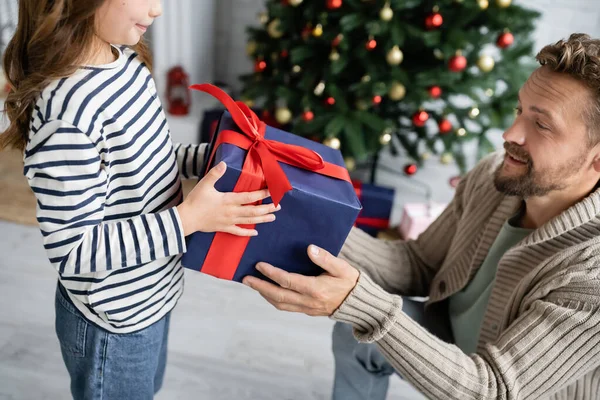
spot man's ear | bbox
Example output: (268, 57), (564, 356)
(592, 146), (600, 173)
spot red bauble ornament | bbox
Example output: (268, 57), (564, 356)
(303, 110), (315, 121)
(373, 95), (382, 105)
(438, 119), (452, 134)
(255, 60), (267, 72)
(448, 54), (467, 72)
(326, 0), (343, 9)
(366, 39), (377, 51)
(425, 12), (443, 30)
(326, 97), (336, 105)
(332, 34), (343, 47)
(428, 86), (442, 98)
(449, 176), (461, 188)
(404, 164), (418, 176)
(412, 110), (429, 127)
(497, 32), (514, 48)
(280, 49), (289, 58)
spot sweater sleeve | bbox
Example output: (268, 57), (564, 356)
(24, 120), (187, 276)
(332, 273), (600, 400)
(173, 142), (208, 179)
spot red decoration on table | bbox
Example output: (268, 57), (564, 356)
(404, 163), (418, 175)
(302, 110), (315, 121)
(166, 66), (191, 116)
(366, 38), (377, 50)
(326, 0), (343, 9)
(497, 32), (514, 48)
(438, 119), (453, 134)
(188, 84), (352, 280)
(428, 85), (442, 98)
(425, 12), (443, 29)
(449, 54), (467, 72)
(412, 110), (429, 127)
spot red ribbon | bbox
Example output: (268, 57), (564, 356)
(189, 84), (352, 280)
(352, 180), (390, 230)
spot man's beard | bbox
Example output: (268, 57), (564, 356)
(493, 142), (584, 198)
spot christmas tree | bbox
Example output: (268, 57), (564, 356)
(240, 0), (540, 175)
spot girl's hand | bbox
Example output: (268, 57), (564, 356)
(177, 162), (280, 237)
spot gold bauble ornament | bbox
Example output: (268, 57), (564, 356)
(361, 74), (371, 83)
(289, 0), (303, 6)
(388, 81), (406, 101)
(441, 152), (454, 165)
(330, 49), (340, 61)
(468, 107), (480, 118)
(496, 0), (511, 7)
(386, 46), (404, 66)
(258, 12), (269, 25)
(246, 41), (257, 56)
(267, 19), (283, 38)
(314, 81), (326, 96)
(292, 65), (302, 74)
(275, 107), (292, 124)
(313, 24), (323, 37)
(380, 3), (394, 21)
(477, 55), (495, 72)
(324, 137), (341, 150)
(379, 132), (392, 145)
(433, 48), (444, 60)
(344, 157), (356, 171)
(456, 128), (467, 137)
(478, 0), (489, 9)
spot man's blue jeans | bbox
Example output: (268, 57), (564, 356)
(55, 282), (170, 400)
(331, 298), (453, 400)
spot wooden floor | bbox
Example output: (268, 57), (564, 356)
(0, 220), (424, 400)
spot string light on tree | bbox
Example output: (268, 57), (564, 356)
(302, 109), (314, 122)
(441, 152), (454, 165)
(326, 0), (343, 9)
(387, 46), (404, 65)
(314, 81), (326, 96)
(373, 95), (383, 105)
(438, 119), (452, 134)
(468, 107), (480, 118)
(497, 31), (514, 48)
(313, 23), (324, 37)
(429, 86), (442, 98)
(330, 49), (340, 61)
(425, 7), (443, 30)
(324, 137), (341, 149)
(366, 37), (377, 51)
(478, 0), (489, 9)
(433, 48), (444, 60)
(361, 74), (372, 83)
(388, 81), (406, 100)
(292, 65), (302, 74)
(412, 110), (429, 127)
(477, 55), (495, 72)
(379, 128), (393, 145)
(449, 51), (467, 72)
(326, 96), (336, 105)
(421, 152), (432, 161)
(254, 59), (267, 72)
(404, 163), (418, 176)
(456, 128), (467, 137)
(268, 19), (283, 38)
(380, 2), (394, 21)
(289, 0), (303, 5)
(496, 0), (511, 7)
(258, 11), (269, 24)
(485, 88), (495, 97)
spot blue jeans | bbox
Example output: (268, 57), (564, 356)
(331, 298), (453, 400)
(54, 282), (171, 400)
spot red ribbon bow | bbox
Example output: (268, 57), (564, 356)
(188, 84), (351, 280)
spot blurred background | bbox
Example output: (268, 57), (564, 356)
(1, 1), (600, 399)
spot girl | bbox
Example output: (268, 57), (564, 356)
(1, 1), (279, 398)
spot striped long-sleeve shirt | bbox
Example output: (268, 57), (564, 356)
(23, 45), (207, 333)
(337, 152), (600, 400)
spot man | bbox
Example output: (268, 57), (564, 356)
(243, 33), (600, 400)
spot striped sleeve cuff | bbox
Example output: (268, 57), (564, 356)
(332, 272), (403, 343)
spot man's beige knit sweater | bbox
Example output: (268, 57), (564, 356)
(334, 152), (600, 400)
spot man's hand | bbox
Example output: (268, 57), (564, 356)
(243, 245), (360, 316)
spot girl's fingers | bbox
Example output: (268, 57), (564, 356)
(226, 189), (271, 205)
(235, 214), (276, 226)
(222, 226), (259, 237)
(235, 202), (280, 217)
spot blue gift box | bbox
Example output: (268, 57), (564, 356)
(353, 181), (395, 237)
(182, 111), (362, 283)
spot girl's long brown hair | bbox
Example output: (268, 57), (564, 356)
(1, 0), (153, 151)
